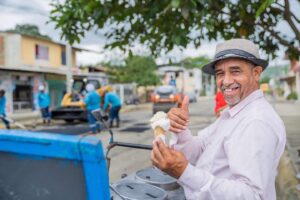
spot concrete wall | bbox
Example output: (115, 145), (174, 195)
(2, 33), (78, 70)
(0, 36), (4, 65)
(22, 36), (62, 68)
(162, 68), (207, 96)
(5, 34), (22, 67)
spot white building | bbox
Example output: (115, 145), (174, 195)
(157, 66), (215, 97)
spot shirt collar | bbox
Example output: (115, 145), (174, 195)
(222, 89), (264, 118)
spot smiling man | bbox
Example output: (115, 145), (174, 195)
(151, 39), (286, 199)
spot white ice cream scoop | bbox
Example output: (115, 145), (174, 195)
(150, 111), (170, 143)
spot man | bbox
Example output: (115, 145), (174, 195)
(37, 85), (51, 124)
(83, 84), (101, 133)
(101, 90), (121, 128)
(151, 39), (286, 199)
(168, 75), (176, 87)
(0, 90), (10, 129)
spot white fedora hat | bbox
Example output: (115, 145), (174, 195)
(202, 39), (268, 75)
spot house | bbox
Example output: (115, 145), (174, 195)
(279, 58), (300, 99)
(0, 32), (81, 115)
(157, 66), (215, 97)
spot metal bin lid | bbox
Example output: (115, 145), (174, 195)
(113, 180), (168, 200)
(135, 167), (179, 190)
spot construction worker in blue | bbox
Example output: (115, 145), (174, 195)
(83, 84), (101, 133)
(38, 85), (51, 124)
(0, 89), (10, 129)
(101, 89), (122, 128)
(168, 75), (176, 87)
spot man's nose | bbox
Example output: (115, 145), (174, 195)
(222, 73), (234, 86)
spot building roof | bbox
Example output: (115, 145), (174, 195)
(1, 31), (99, 53)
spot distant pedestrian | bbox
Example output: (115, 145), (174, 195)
(0, 90), (10, 129)
(101, 90), (122, 128)
(84, 84), (101, 133)
(168, 76), (176, 87)
(38, 85), (51, 124)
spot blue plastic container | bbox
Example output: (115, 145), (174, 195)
(0, 130), (110, 200)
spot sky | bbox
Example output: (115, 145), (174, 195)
(0, 0), (296, 66)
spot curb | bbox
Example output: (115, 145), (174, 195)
(0, 103), (152, 130)
(120, 103), (152, 113)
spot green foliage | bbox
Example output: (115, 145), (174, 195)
(256, 0), (274, 18)
(182, 56), (210, 69)
(287, 91), (298, 100)
(275, 87), (284, 97)
(50, 0), (300, 58)
(7, 24), (51, 40)
(108, 56), (160, 87)
(260, 76), (270, 84)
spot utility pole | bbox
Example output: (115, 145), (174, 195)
(296, 71), (300, 101)
(66, 43), (73, 93)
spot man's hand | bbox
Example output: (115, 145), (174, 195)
(167, 95), (190, 133)
(151, 139), (188, 179)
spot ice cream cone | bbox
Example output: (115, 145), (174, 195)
(154, 126), (166, 138)
(150, 111), (170, 143)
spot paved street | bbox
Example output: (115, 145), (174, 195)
(29, 98), (215, 182)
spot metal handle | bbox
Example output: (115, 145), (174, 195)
(110, 141), (152, 150)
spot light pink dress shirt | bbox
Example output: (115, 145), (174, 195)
(172, 90), (286, 200)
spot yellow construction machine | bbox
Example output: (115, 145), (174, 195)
(51, 73), (111, 123)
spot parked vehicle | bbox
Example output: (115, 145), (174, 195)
(124, 94), (140, 105)
(186, 91), (198, 103)
(151, 85), (181, 114)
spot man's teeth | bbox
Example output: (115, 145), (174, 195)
(224, 87), (238, 92)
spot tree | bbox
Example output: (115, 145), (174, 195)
(182, 56), (210, 69)
(50, 0), (300, 59)
(107, 56), (160, 87)
(7, 24), (51, 40)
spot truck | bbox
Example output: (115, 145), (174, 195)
(51, 73), (110, 123)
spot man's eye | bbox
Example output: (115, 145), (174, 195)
(232, 70), (240, 74)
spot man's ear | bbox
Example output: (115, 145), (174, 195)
(253, 66), (263, 81)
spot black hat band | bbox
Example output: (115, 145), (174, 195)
(215, 49), (258, 60)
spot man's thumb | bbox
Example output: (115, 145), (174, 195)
(180, 95), (189, 112)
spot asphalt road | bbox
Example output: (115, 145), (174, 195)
(32, 99), (216, 182)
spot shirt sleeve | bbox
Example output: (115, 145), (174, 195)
(178, 119), (279, 200)
(37, 93), (43, 107)
(103, 95), (109, 110)
(0, 98), (5, 114)
(171, 123), (216, 165)
(84, 94), (90, 105)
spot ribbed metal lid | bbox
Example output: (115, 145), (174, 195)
(135, 167), (179, 190)
(113, 180), (168, 200)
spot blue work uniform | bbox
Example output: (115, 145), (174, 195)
(84, 91), (101, 133)
(0, 96), (10, 129)
(168, 79), (176, 87)
(38, 92), (51, 121)
(103, 92), (122, 127)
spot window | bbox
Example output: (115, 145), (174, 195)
(61, 51), (66, 65)
(35, 44), (49, 60)
(13, 85), (33, 111)
(87, 80), (100, 90)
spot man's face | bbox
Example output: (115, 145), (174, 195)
(215, 58), (262, 108)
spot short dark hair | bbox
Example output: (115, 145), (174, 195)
(0, 90), (5, 96)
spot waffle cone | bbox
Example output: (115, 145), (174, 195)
(154, 126), (166, 137)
